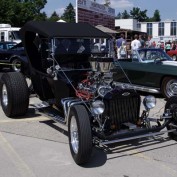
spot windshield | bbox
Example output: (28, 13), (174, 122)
(11, 31), (21, 40)
(53, 38), (113, 57)
(138, 49), (172, 62)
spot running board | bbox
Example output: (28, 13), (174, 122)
(35, 105), (66, 125)
(100, 129), (176, 145)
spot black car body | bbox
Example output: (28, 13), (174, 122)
(0, 41), (28, 74)
(0, 21), (177, 165)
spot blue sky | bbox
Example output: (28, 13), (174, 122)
(43, 0), (177, 21)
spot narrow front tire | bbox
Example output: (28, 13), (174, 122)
(68, 105), (92, 165)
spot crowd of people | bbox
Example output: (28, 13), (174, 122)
(115, 33), (177, 59)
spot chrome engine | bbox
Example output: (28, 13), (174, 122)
(74, 57), (141, 133)
(76, 57), (114, 100)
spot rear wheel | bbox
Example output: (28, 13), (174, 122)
(165, 96), (177, 140)
(161, 77), (177, 99)
(0, 72), (29, 117)
(68, 105), (92, 165)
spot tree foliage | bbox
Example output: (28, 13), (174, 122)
(61, 3), (75, 22)
(130, 7), (148, 22)
(122, 10), (130, 19)
(0, 0), (47, 26)
(0, 0), (16, 24)
(115, 12), (122, 19)
(48, 11), (60, 22)
(152, 9), (161, 22)
(116, 7), (161, 22)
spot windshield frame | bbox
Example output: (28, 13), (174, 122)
(137, 48), (173, 63)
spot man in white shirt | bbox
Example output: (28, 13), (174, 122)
(131, 34), (141, 52)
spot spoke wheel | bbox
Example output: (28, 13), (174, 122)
(68, 105), (92, 165)
(70, 115), (79, 154)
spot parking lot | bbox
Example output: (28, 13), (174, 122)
(0, 95), (176, 177)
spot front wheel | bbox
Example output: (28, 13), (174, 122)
(0, 72), (29, 117)
(161, 77), (177, 99)
(165, 96), (177, 140)
(68, 105), (92, 165)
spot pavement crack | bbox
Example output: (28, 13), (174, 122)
(0, 130), (69, 145)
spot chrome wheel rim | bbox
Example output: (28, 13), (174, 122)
(12, 59), (21, 72)
(166, 79), (177, 97)
(70, 116), (79, 154)
(2, 84), (8, 106)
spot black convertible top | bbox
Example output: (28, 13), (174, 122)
(20, 21), (111, 38)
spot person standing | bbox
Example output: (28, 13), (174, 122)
(119, 41), (127, 59)
(116, 33), (126, 59)
(131, 34), (141, 52)
(165, 40), (171, 53)
(145, 35), (152, 48)
(171, 41), (176, 50)
(139, 34), (145, 48)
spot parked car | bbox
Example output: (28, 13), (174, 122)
(0, 41), (28, 74)
(114, 48), (177, 98)
(167, 50), (177, 61)
(0, 21), (177, 165)
(0, 41), (17, 49)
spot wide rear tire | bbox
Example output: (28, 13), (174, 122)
(0, 72), (29, 118)
(165, 96), (177, 140)
(68, 105), (92, 165)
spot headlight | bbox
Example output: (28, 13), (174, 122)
(91, 100), (105, 115)
(143, 95), (156, 110)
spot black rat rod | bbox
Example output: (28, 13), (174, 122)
(0, 21), (177, 165)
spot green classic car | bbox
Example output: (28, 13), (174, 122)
(114, 48), (177, 98)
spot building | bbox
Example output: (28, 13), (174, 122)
(139, 20), (177, 42)
(115, 19), (177, 42)
(115, 19), (139, 31)
(115, 19), (146, 41)
(76, 0), (115, 29)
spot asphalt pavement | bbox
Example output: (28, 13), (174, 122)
(0, 95), (177, 177)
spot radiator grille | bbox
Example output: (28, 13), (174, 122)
(103, 90), (141, 129)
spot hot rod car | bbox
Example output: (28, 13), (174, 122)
(0, 21), (177, 165)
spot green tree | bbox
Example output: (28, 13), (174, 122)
(61, 3), (75, 22)
(35, 12), (47, 21)
(0, 0), (47, 26)
(116, 12), (122, 19)
(152, 9), (161, 22)
(121, 10), (130, 19)
(0, 0), (17, 25)
(48, 11), (60, 21)
(130, 7), (148, 22)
